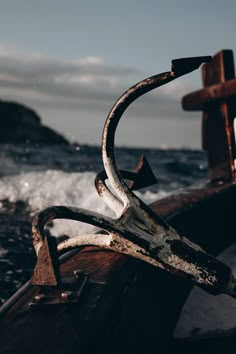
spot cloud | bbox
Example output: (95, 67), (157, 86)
(0, 44), (197, 120)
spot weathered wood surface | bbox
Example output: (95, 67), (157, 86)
(182, 77), (236, 110)
(1, 182), (236, 354)
(182, 50), (236, 181)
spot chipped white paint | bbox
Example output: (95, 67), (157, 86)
(57, 230), (165, 271)
(166, 253), (202, 277)
(102, 154), (131, 212)
(97, 185), (124, 217)
(57, 233), (114, 251)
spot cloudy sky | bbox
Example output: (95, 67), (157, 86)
(0, 0), (235, 148)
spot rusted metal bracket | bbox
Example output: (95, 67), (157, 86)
(31, 235), (60, 286)
(128, 154), (157, 191)
(30, 55), (236, 300)
(96, 155), (157, 191)
(30, 270), (89, 306)
(183, 50), (236, 182)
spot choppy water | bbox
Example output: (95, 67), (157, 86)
(0, 143), (207, 304)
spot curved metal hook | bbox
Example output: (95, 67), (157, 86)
(102, 56), (212, 210)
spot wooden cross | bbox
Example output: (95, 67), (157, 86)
(182, 50), (236, 182)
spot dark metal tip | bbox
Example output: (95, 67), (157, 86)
(171, 56), (212, 76)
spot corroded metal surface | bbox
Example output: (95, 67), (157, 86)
(31, 234), (60, 286)
(30, 270), (89, 306)
(128, 154), (157, 190)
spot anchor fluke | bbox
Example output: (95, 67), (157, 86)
(129, 154), (157, 191)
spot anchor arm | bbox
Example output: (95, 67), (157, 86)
(31, 205), (123, 286)
(31, 204), (236, 297)
(31, 205), (167, 286)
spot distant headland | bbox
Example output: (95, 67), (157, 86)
(0, 100), (69, 145)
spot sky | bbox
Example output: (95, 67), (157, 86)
(0, 0), (235, 148)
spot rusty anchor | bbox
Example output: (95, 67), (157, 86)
(30, 55), (236, 300)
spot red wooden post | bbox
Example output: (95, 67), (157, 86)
(183, 50), (236, 182)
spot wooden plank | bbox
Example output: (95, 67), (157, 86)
(182, 50), (236, 181)
(182, 77), (236, 110)
(202, 50), (236, 181)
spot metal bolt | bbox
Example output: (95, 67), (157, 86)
(73, 270), (83, 279)
(61, 291), (73, 300)
(33, 294), (46, 303)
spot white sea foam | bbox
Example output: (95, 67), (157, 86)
(0, 169), (166, 237)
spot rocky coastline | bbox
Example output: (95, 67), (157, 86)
(0, 100), (69, 145)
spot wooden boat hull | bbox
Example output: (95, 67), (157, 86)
(1, 182), (235, 354)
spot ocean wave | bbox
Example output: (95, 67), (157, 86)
(0, 169), (167, 237)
